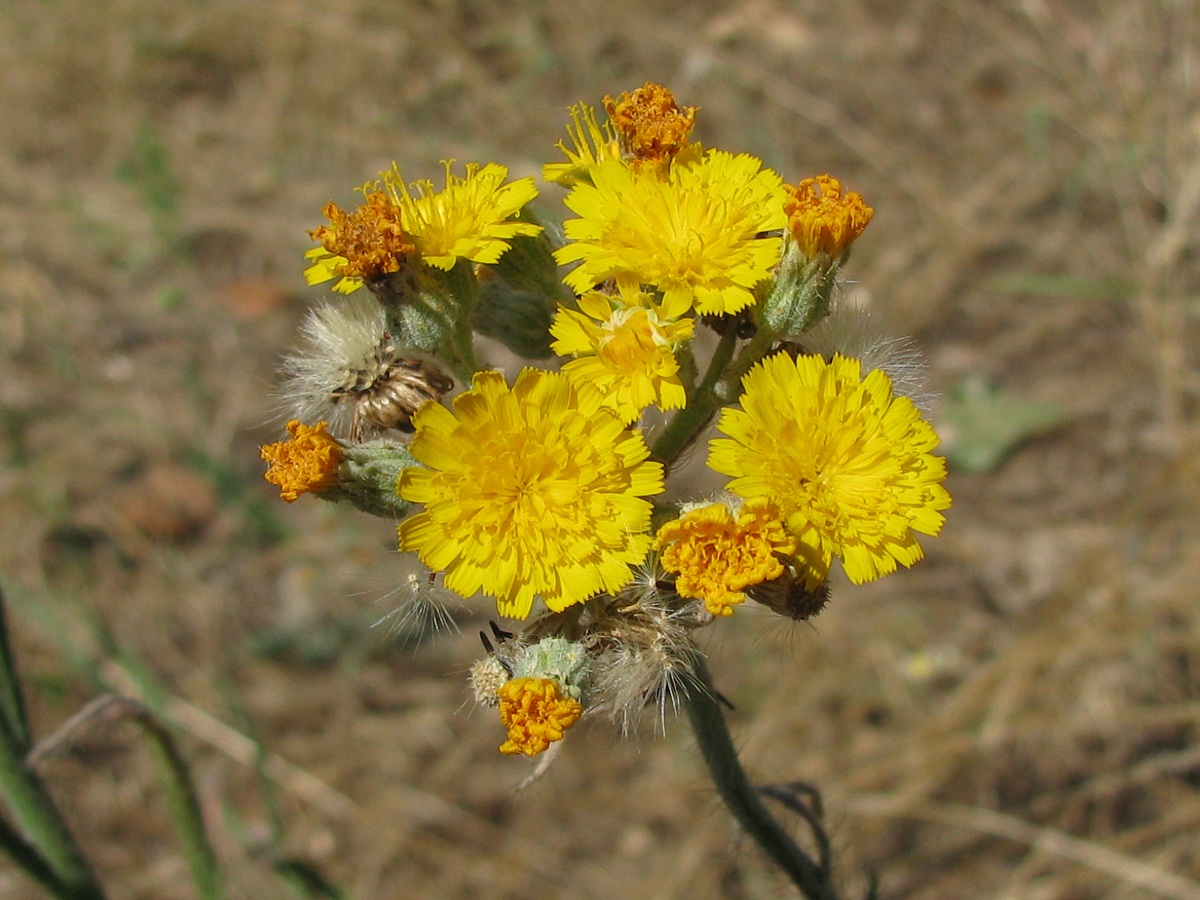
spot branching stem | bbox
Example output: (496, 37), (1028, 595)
(651, 327), (738, 466)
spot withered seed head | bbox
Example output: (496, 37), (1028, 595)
(336, 354), (454, 438)
(279, 295), (455, 440)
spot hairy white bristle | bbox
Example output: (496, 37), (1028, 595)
(275, 294), (391, 435)
(802, 299), (935, 411)
(374, 567), (464, 645)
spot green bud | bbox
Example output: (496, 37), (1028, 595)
(759, 242), (843, 339)
(474, 277), (558, 358)
(323, 438), (420, 519)
(490, 211), (572, 302)
(511, 636), (590, 702)
(472, 211), (572, 359)
(359, 258), (474, 349)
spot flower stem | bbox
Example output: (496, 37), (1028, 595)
(0, 586), (105, 899)
(651, 327), (738, 466)
(0, 585), (31, 752)
(720, 324), (777, 395)
(685, 656), (838, 899)
(133, 707), (223, 900)
(0, 811), (72, 899)
(0, 707), (105, 899)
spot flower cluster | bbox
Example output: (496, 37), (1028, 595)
(264, 82), (951, 758)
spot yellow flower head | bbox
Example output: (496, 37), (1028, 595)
(550, 288), (694, 424)
(498, 677), (584, 756)
(385, 161), (541, 270)
(708, 352), (951, 587)
(555, 150), (786, 316)
(653, 497), (795, 616)
(261, 420), (344, 502)
(784, 175), (873, 259)
(542, 102), (621, 188)
(305, 192), (416, 294)
(398, 368), (664, 619)
(603, 81), (697, 166)
(305, 162), (541, 292)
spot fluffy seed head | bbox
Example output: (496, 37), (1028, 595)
(278, 295), (452, 439)
(469, 657), (510, 707)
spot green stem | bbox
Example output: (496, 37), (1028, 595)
(721, 324), (779, 395)
(122, 705), (222, 900)
(0, 810), (75, 899)
(448, 313), (479, 381)
(26, 695), (223, 899)
(450, 259), (481, 378)
(0, 720), (105, 899)
(651, 328), (739, 467)
(685, 657), (838, 900)
(0, 585), (31, 750)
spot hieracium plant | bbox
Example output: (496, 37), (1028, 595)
(262, 83), (951, 897)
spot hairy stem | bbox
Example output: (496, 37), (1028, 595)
(0, 806), (77, 899)
(685, 656), (838, 900)
(28, 695), (222, 900)
(136, 709), (223, 899)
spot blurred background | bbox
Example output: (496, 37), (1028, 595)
(2, 1), (1199, 897)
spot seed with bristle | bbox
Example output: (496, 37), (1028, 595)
(374, 568), (463, 643)
(341, 356), (454, 438)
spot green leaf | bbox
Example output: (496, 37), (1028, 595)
(940, 374), (1067, 473)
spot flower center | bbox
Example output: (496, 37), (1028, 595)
(597, 308), (662, 369)
(479, 439), (575, 538)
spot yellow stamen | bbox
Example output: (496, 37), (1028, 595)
(498, 677), (583, 756)
(604, 82), (697, 165)
(542, 102), (621, 186)
(261, 420), (343, 502)
(783, 175), (873, 259)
